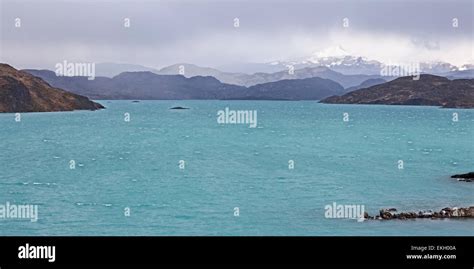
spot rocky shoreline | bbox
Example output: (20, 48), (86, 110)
(364, 206), (474, 220)
(362, 173), (474, 220)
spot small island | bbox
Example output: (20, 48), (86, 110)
(170, 106), (190, 110)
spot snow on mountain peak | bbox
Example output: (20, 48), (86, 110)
(313, 45), (350, 59)
(264, 45), (468, 75)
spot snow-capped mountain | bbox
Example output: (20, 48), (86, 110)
(156, 63), (383, 88)
(460, 64), (474, 71)
(266, 46), (383, 75)
(89, 46), (473, 88)
(266, 46), (469, 76)
(419, 61), (459, 74)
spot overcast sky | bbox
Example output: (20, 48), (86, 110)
(1, 0), (472, 70)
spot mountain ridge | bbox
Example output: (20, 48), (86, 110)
(24, 69), (346, 101)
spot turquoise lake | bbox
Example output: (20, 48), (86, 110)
(0, 100), (473, 235)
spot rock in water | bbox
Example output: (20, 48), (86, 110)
(451, 172), (474, 182)
(0, 63), (104, 112)
(170, 106), (189, 110)
(379, 208), (398, 219)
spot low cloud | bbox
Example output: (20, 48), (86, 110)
(1, 0), (472, 69)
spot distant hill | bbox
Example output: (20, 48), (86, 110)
(158, 63), (252, 87)
(0, 64), (103, 113)
(237, 77), (345, 100)
(95, 62), (161, 77)
(24, 69), (346, 100)
(157, 63), (386, 88)
(345, 78), (386, 92)
(320, 75), (474, 108)
(25, 69), (245, 100)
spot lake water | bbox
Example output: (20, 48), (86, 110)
(0, 100), (473, 235)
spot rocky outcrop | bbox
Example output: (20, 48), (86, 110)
(320, 75), (474, 108)
(0, 64), (103, 112)
(364, 206), (474, 220)
(451, 172), (474, 182)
